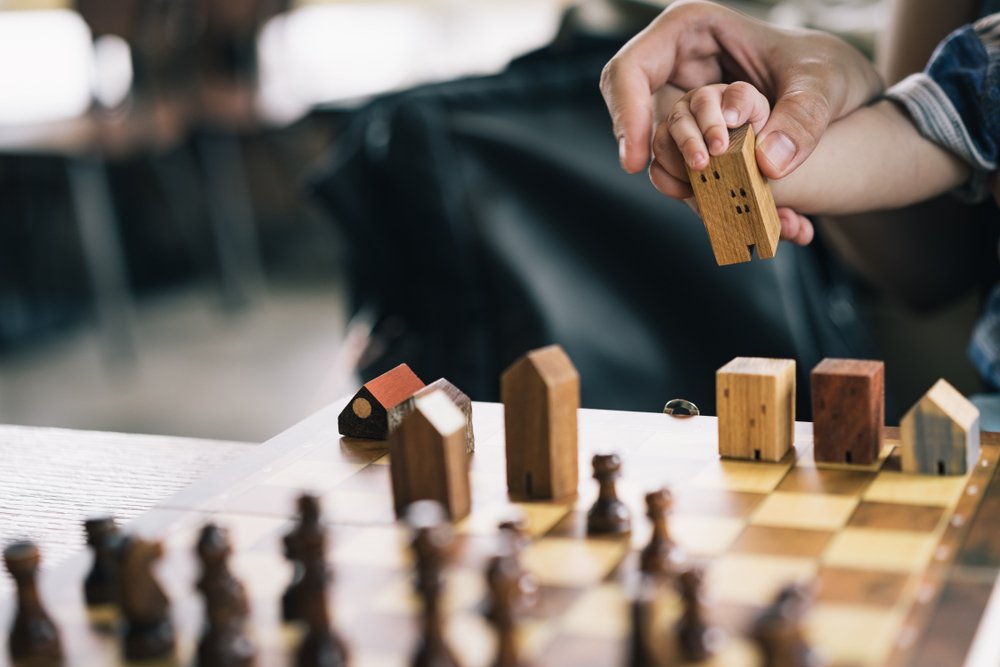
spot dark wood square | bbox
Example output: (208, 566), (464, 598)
(848, 502), (945, 532)
(816, 566), (909, 607)
(776, 466), (873, 496)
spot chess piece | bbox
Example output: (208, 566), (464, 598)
(4, 541), (62, 664)
(675, 568), (722, 662)
(407, 501), (461, 667)
(717, 357), (796, 462)
(586, 454), (631, 535)
(283, 494), (327, 622)
(498, 519), (538, 611)
(484, 555), (524, 667)
(502, 345), (580, 501)
(750, 583), (820, 667)
(117, 535), (175, 660)
(685, 123), (781, 265)
(295, 531), (349, 667)
(84, 516), (120, 607)
(196, 524), (255, 667)
(640, 488), (682, 577)
(627, 575), (657, 667)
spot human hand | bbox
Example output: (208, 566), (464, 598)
(650, 82), (814, 245)
(600, 0), (882, 179)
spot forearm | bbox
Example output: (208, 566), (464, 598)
(770, 100), (970, 215)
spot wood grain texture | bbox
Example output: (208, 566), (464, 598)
(501, 345), (579, 501)
(811, 359), (884, 466)
(388, 389), (471, 521)
(687, 124), (781, 266)
(717, 357), (796, 462)
(388, 378), (474, 453)
(338, 364), (425, 440)
(900, 379), (980, 475)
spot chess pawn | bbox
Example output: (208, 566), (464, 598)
(84, 516), (120, 607)
(675, 568), (723, 662)
(407, 501), (461, 667)
(4, 541), (62, 665)
(497, 519), (538, 611)
(295, 549), (349, 667)
(196, 524), (255, 667)
(484, 555), (524, 667)
(751, 583), (821, 667)
(283, 494), (326, 623)
(640, 488), (682, 577)
(586, 453), (631, 535)
(117, 535), (175, 661)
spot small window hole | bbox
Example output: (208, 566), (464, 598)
(700, 174), (707, 183)
(740, 187), (747, 197)
(723, 389), (730, 398)
(730, 190), (736, 198)
(736, 206), (743, 215)
(713, 170), (721, 179)
(761, 404), (767, 414)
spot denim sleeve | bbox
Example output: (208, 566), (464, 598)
(885, 14), (1000, 203)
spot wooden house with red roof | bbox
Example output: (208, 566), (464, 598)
(338, 363), (425, 439)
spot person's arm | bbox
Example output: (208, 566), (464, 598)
(600, 0), (882, 178)
(652, 83), (970, 216)
(817, 0), (984, 310)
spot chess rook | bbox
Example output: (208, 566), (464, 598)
(502, 345), (580, 501)
(717, 357), (796, 462)
(586, 453), (631, 535)
(5, 541), (62, 665)
(389, 389), (472, 521)
(811, 359), (884, 465)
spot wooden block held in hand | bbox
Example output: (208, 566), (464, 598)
(900, 379), (980, 476)
(389, 389), (472, 520)
(687, 124), (781, 266)
(717, 357), (796, 462)
(811, 359), (885, 465)
(502, 345), (580, 501)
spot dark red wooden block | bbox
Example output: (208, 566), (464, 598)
(811, 359), (884, 465)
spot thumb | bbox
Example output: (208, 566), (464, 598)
(600, 57), (656, 174)
(756, 90), (833, 179)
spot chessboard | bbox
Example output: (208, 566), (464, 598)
(3, 398), (1000, 667)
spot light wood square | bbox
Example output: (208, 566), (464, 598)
(455, 501), (572, 537)
(692, 460), (790, 493)
(669, 515), (746, 556)
(321, 489), (394, 524)
(863, 472), (968, 507)
(232, 552), (292, 600)
(522, 537), (628, 587)
(822, 528), (938, 572)
(808, 603), (902, 665)
(750, 492), (858, 530)
(332, 525), (411, 569)
(558, 583), (628, 638)
(263, 459), (365, 491)
(707, 553), (817, 606)
(372, 568), (484, 616)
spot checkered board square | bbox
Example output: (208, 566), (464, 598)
(1, 401), (997, 667)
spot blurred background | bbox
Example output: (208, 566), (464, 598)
(0, 0), (991, 443)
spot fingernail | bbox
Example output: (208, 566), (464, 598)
(691, 152), (705, 168)
(618, 137), (627, 167)
(723, 108), (739, 125)
(759, 132), (796, 173)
